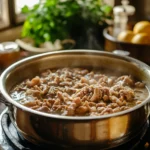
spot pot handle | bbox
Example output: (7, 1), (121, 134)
(112, 50), (130, 56)
(0, 92), (11, 106)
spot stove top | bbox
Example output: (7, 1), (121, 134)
(0, 108), (150, 150)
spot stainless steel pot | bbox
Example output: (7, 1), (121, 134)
(0, 50), (150, 149)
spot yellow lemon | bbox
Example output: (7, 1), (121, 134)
(131, 33), (150, 45)
(117, 30), (135, 43)
(133, 21), (150, 34)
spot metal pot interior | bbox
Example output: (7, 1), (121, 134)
(1, 50), (150, 119)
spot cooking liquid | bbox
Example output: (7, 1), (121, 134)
(10, 68), (150, 116)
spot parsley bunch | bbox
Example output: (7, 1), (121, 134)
(22, 0), (112, 46)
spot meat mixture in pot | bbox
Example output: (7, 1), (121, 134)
(10, 68), (149, 116)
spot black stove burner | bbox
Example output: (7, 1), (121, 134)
(0, 108), (150, 150)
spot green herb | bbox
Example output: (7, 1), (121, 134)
(22, 0), (112, 46)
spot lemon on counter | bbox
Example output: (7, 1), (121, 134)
(133, 21), (150, 34)
(131, 33), (150, 45)
(117, 30), (135, 43)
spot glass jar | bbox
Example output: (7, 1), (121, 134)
(0, 42), (20, 70)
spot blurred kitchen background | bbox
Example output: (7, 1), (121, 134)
(0, 0), (149, 39)
(0, 0), (150, 70)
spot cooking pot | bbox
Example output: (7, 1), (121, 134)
(0, 50), (150, 149)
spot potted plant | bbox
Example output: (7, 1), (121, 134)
(21, 0), (112, 50)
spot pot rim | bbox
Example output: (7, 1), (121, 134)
(0, 49), (150, 120)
